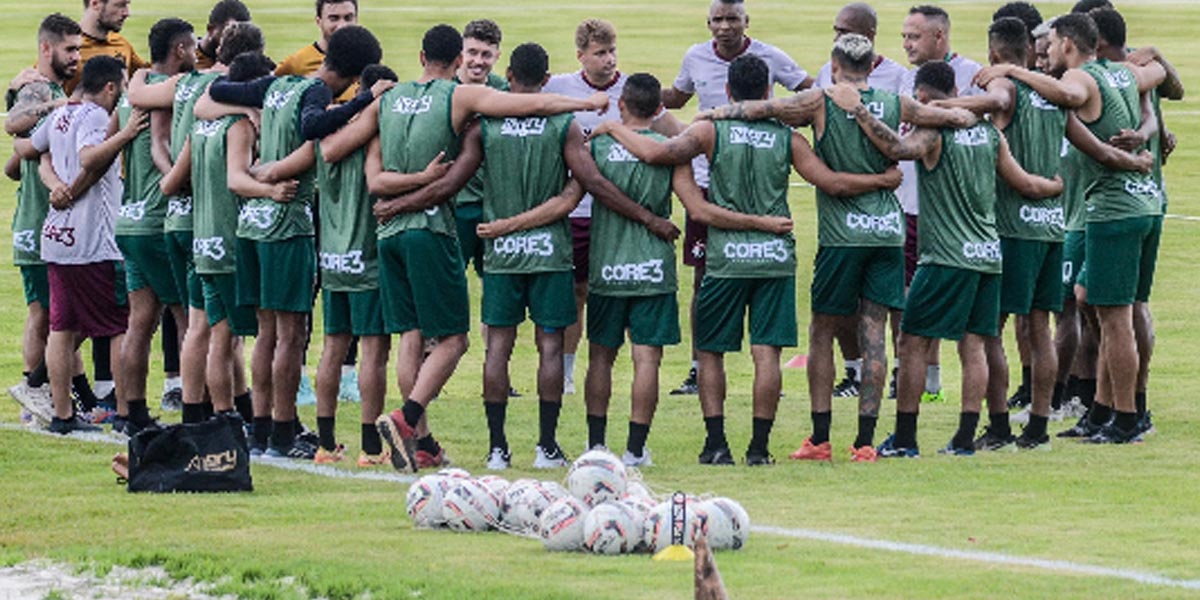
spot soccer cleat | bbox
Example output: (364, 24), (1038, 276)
(697, 445), (735, 466)
(1015, 431), (1051, 451)
(415, 448), (451, 470)
(249, 442), (267, 457)
(973, 427), (1017, 452)
(160, 387), (183, 411)
(486, 447), (512, 471)
(121, 417), (160, 438)
(1007, 384), (1031, 409)
(887, 368), (898, 400)
(533, 443), (569, 469)
(670, 368), (699, 395)
(356, 449), (391, 468)
(1136, 411), (1155, 436)
(48, 414), (102, 435)
(1060, 398), (1087, 419)
(832, 367), (860, 398)
(876, 434), (920, 458)
(1009, 407), (1031, 425)
(1083, 423), (1143, 445)
(375, 410), (418, 473)
(622, 448), (652, 467)
(920, 390), (945, 403)
(295, 373), (316, 406)
(508, 386), (522, 398)
(849, 445), (878, 463)
(337, 370), (361, 403)
(1049, 407), (1065, 422)
(937, 442), (975, 457)
(788, 437), (832, 461)
(265, 438), (319, 460)
(9, 382), (54, 427)
(1057, 415), (1104, 439)
(314, 445), (345, 464)
(744, 450), (775, 466)
(563, 373), (576, 395)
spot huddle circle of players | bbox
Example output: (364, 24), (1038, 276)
(5, 0), (1178, 471)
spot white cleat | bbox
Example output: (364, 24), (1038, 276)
(622, 449), (652, 467)
(533, 444), (569, 469)
(486, 447), (511, 471)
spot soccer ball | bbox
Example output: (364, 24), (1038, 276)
(583, 502), (639, 555)
(643, 497), (705, 552)
(539, 495), (589, 551)
(625, 480), (654, 502)
(441, 478), (501, 532)
(477, 474), (510, 497)
(566, 449), (628, 507)
(617, 497), (654, 551)
(438, 467), (472, 479)
(700, 497), (751, 550)
(501, 480), (568, 534)
(406, 474), (453, 528)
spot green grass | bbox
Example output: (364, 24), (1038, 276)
(3, 0), (1200, 598)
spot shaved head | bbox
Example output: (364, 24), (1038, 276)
(838, 3), (877, 36)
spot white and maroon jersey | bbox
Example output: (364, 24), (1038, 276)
(543, 70), (626, 219)
(672, 38), (809, 188)
(30, 101), (123, 264)
(814, 55), (908, 92)
(897, 52), (983, 215)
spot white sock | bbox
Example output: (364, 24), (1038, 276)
(93, 380), (115, 398)
(845, 358), (863, 382)
(925, 364), (941, 394)
(563, 353), (576, 378)
(341, 365), (356, 377)
(691, 359), (699, 370)
(163, 376), (182, 393)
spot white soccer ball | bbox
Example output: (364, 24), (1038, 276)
(406, 474), (453, 528)
(539, 495), (589, 551)
(643, 497), (705, 552)
(441, 478), (501, 532)
(617, 497), (654, 551)
(700, 497), (751, 550)
(583, 502), (639, 555)
(477, 474), (510, 497)
(624, 480), (655, 502)
(566, 449), (628, 507)
(438, 467), (472, 479)
(501, 480), (568, 533)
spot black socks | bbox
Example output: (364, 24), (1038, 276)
(854, 415), (877, 449)
(538, 400), (561, 449)
(587, 414), (607, 449)
(182, 403), (206, 424)
(895, 412), (919, 449)
(748, 417), (773, 456)
(317, 416), (337, 451)
(401, 399), (424, 429)
(988, 411), (1011, 438)
(703, 415), (727, 451)
(810, 411), (832, 445)
(361, 422), (382, 455)
(234, 392), (253, 423)
(626, 421), (650, 457)
(951, 412), (979, 449)
(485, 402), (508, 451)
(252, 416), (272, 448)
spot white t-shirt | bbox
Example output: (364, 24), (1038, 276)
(542, 70), (626, 219)
(814, 55), (908, 92)
(30, 101), (123, 265)
(672, 38), (809, 187)
(896, 53), (983, 215)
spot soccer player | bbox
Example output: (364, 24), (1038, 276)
(194, 0), (251, 70)
(599, 54), (901, 466)
(542, 19), (627, 396)
(275, 0), (359, 102)
(28, 56), (147, 434)
(69, 0), (149, 95)
(978, 14), (1166, 444)
(661, 0), (812, 396)
(826, 61), (1063, 457)
(318, 25), (610, 472)
(5, 14), (81, 425)
(113, 18), (194, 434)
(696, 35), (974, 462)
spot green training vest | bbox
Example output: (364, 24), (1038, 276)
(916, 123), (1002, 274)
(480, 113), (574, 274)
(814, 89), (903, 247)
(453, 73), (509, 209)
(706, 119), (795, 278)
(191, 115), (244, 275)
(995, 79), (1068, 241)
(166, 70), (220, 233)
(589, 131), (676, 296)
(116, 74), (169, 235)
(316, 143), (377, 291)
(237, 76), (319, 241)
(377, 79), (460, 239)
(12, 81), (64, 266)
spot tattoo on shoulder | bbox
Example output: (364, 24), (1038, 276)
(14, 82), (53, 110)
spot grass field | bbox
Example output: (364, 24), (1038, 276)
(2, 0), (1199, 598)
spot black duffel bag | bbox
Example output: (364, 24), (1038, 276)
(127, 413), (253, 493)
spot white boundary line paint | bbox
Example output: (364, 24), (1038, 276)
(752, 525), (1200, 591)
(6, 428), (1200, 590)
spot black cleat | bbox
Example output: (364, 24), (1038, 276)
(973, 427), (1016, 451)
(48, 414), (101, 435)
(698, 445), (735, 466)
(1057, 415), (1104, 438)
(832, 367), (860, 398)
(1007, 384), (1031, 409)
(1135, 411), (1155, 436)
(1083, 423), (1143, 445)
(1015, 430), (1051, 450)
(670, 368), (699, 395)
(744, 450), (775, 466)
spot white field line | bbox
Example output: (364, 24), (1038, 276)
(5, 423), (1199, 591)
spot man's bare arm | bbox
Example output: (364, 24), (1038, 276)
(660, 87), (693, 110)
(791, 132), (903, 197)
(252, 141), (315, 183)
(589, 120), (711, 166)
(453, 86), (608, 133)
(5, 151), (21, 181)
(846, 100), (940, 162)
(79, 110), (146, 174)
(13, 137), (38, 160)
(996, 134), (1063, 199)
(373, 122), (483, 220)
(477, 179), (583, 240)
(226, 119), (298, 202)
(1065, 112), (1153, 173)
(695, 89), (824, 127)
(673, 164), (792, 234)
(929, 78), (1014, 120)
(319, 99), (379, 164)
(365, 137), (453, 198)
(997, 65), (1092, 109)
(1126, 47), (1184, 100)
(127, 69), (183, 109)
(149, 109), (173, 176)
(160, 138), (191, 197)
(899, 95), (979, 129)
(5, 82), (65, 136)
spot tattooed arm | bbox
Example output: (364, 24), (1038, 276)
(587, 120), (712, 166)
(694, 89), (824, 127)
(1126, 46), (1184, 101)
(5, 82), (65, 136)
(673, 164), (792, 234)
(898, 95), (979, 129)
(791, 132), (903, 197)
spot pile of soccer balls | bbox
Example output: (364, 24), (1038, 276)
(404, 448), (750, 555)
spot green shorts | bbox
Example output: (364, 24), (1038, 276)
(810, 245), (905, 315)
(20, 264), (49, 307)
(999, 237), (1063, 315)
(482, 270), (576, 329)
(117, 234), (181, 305)
(236, 236), (315, 313)
(165, 230), (203, 309)
(322, 289), (385, 336)
(902, 264), (1000, 340)
(587, 292), (681, 349)
(695, 276), (797, 353)
(201, 273), (257, 336)
(1061, 229), (1085, 302)
(456, 203), (484, 278)
(378, 230), (469, 337)
(1084, 215), (1159, 306)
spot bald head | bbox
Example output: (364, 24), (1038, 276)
(835, 3), (877, 41)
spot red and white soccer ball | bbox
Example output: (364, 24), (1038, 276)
(583, 501), (640, 555)
(566, 449), (628, 507)
(438, 467), (472, 479)
(642, 497), (707, 552)
(539, 495), (589, 551)
(441, 478), (501, 532)
(698, 497), (751, 550)
(501, 480), (568, 534)
(477, 474), (510, 497)
(406, 474), (454, 528)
